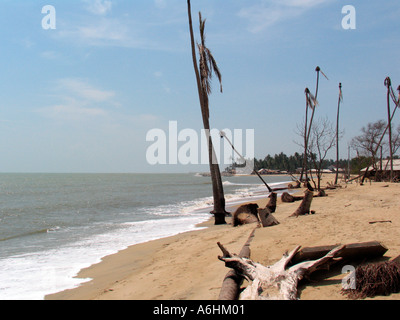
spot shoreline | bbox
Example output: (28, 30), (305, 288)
(46, 176), (400, 300)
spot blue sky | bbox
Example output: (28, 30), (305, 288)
(0, 0), (399, 173)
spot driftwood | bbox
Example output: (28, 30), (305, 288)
(218, 243), (345, 300)
(232, 194), (279, 227)
(325, 182), (343, 190)
(290, 241), (388, 265)
(281, 192), (303, 203)
(218, 229), (256, 300)
(257, 207), (280, 227)
(288, 181), (301, 189)
(369, 220), (392, 225)
(232, 204), (259, 227)
(290, 190), (315, 217)
(282, 190), (327, 203)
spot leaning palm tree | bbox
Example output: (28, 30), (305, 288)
(187, 0), (227, 225)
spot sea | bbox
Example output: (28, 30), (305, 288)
(0, 173), (291, 300)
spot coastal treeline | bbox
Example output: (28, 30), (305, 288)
(250, 152), (399, 176)
(252, 152), (348, 174)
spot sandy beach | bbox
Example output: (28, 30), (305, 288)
(46, 176), (400, 300)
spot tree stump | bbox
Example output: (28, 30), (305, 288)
(265, 192), (277, 213)
(232, 203), (259, 227)
(290, 190), (315, 217)
(257, 207), (279, 227)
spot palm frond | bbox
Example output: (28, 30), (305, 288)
(198, 12), (206, 46)
(205, 47), (223, 93)
(305, 88), (318, 110)
(195, 10), (223, 120)
(320, 69), (329, 80)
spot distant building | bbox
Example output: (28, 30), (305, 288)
(361, 159), (400, 181)
(361, 159), (400, 172)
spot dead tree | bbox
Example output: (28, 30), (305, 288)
(218, 243), (345, 300)
(290, 190), (315, 217)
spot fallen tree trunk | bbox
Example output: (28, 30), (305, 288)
(257, 207), (279, 227)
(290, 190), (314, 217)
(218, 243), (345, 300)
(218, 229), (257, 300)
(281, 192), (303, 203)
(290, 241), (388, 265)
(288, 181), (301, 189)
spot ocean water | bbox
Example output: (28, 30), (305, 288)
(0, 173), (290, 300)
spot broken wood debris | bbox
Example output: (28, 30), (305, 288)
(290, 241), (388, 265)
(218, 242), (345, 300)
(218, 228), (256, 300)
(217, 235), (389, 300)
(369, 220), (392, 225)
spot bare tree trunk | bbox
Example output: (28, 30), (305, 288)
(187, 0), (226, 224)
(335, 83), (342, 185)
(300, 99), (309, 182)
(385, 77), (394, 182)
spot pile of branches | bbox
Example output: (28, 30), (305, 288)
(342, 261), (400, 299)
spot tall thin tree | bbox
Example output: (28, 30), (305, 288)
(361, 80), (400, 184)
(300, 66), (327, 181)
(385, 77), (394, 181)
(187, 0), (227, 225)
(335, 83), (343, 184)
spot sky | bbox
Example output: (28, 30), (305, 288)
(0, 0), (399, 173)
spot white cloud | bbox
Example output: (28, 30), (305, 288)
(38, 78), (116, 120)
(48, 104), (107, 117)
(238, 0), (331, 33)
(58, 78), (115, 102)
(154, 0), (167, 10)
(56, 18), (161, 50)
(84, 0), (112, 15)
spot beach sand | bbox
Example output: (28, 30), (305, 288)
(46, 176), (400, 300)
